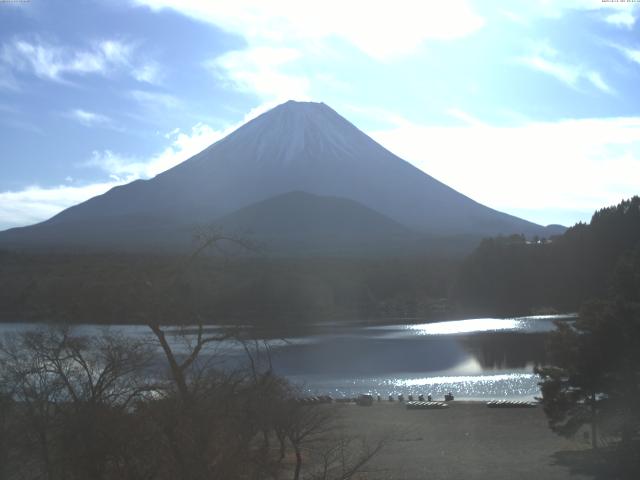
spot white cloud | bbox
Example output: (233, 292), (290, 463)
(134, 1), (484, 108)
(518, 42), (613, 94)
(86, 122), (226, 180)
(623, 47), (640, 65)
(369, 114), (640, 221)
(341, 104), (412, 129)
(609, 43), (640, 66)
(135, 0), (485, 60)
(498, 8), (529, 25)
(209, 47), (310, 102)
(0, 181), (125, 231)
(1, 39), (130, 81)
(132, 61), (163, 84)
(98, 40), (132, 66)
(129, 89), (181, 109)
(446, 107), (487, 127)
(67, 109), (112, 127)
(520, 54), (578, 85)
(0, 37), (162, 85)
(585, 71), (613, 94)
(516, 0), (639, 19)
(604, 10), (636, 28)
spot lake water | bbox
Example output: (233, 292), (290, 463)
(0, 314), (574, 401)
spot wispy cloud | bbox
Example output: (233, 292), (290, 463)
(0, 65), (19, 90)
(585, 71), (613, 94)
(1, 38), (131, 81)
(208, 46), (310, 102)
(498, 8), (529, 26)
(608, 42), (640, 66)
(129, 89), (181, 109)
(0, 117), (44, 135)
(66, 109), (112, 127)
(515, 0), (639, 21)
(445, 107), (487, 127)
(0, 37), (163, 85)
(518, 42), (613, 94)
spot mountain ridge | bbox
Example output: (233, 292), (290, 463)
(213, 190), (423, 255)
(0, 100), (564, 254)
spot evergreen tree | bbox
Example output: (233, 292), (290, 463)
(537, 246), (640, 474)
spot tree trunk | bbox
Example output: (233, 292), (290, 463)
(38, 427), (52, 480)
(293, 445), (302, 480)
(621, 407), (634, 447)
(591, 392), (598, 450)
(148, 324), (190, 401)
(276, 431), (286, 461)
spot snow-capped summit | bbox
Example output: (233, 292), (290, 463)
(182, 100), (384, 170)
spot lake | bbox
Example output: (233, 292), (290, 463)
(0, 314), (574, 401)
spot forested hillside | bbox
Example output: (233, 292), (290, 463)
(3, 197), (638, 325)
(453, 196), (640, 315)
(0, 251), (456, 325)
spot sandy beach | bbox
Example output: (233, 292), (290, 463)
(334, 401), (592, 480)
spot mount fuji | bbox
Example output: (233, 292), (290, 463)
(0, 101), (563, 254)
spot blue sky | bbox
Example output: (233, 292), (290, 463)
(1, 0), (639, 230)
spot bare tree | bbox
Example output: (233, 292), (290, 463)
(0, 391), (14, 480)
(0, 227), (386, 480)
(284, 402), (336, 480)
(0, 329), (69, 479)
(147, 322), (239, 403)
(309, 435), (387, 480)
(0, 327), (155, 480)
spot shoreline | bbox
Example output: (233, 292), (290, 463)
(0, 312), (577, 332)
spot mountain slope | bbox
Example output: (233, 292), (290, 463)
(214, 191), (422, 255)
(0, 100), (561, 252)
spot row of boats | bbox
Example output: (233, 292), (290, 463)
(297, 396), (538, 408)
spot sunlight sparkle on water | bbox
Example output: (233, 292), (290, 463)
(296, 371), (541, 400)
(393, 373), (533, 387)
(406, 318), (523, 335)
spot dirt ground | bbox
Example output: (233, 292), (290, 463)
(333, 401), (593, 480)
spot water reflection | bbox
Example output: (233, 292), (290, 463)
(271, 316), (572, 399)
(372, 315), (570, 337)
(459, 333), (548, 369)
(407, 318), (524, 335)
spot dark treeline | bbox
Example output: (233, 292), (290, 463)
(453, 196), (640, 316)
(534, 202), (640, 477)
(3, 196), (639, 325)
(0, 251), (458, 325)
